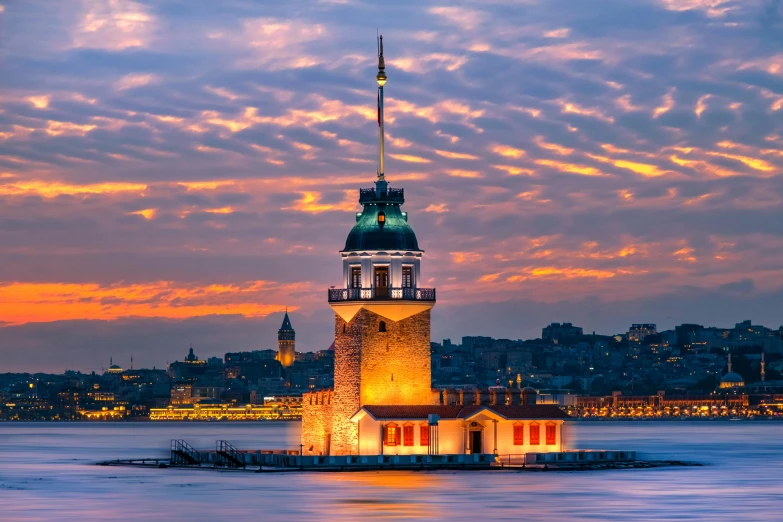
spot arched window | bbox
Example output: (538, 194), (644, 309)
(377, 210), (385, 224)
(379, 321), (386, 332)
(342, 324), (346, 333)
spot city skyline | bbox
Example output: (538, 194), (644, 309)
(4, 312), (782, 374)
(3, 0), (783, 372)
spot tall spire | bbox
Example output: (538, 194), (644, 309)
(761, 351), (766, 382)
(376, 34), (387, 188)
(728, 352), (732, 373)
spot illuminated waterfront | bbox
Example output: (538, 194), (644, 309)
(0, 421), (781, 521)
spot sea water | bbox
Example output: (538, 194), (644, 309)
(0, 421), (780, 521)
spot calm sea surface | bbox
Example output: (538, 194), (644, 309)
(0, 421), (780, 521)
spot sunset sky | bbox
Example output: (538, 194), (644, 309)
(1, 0), (783, 372)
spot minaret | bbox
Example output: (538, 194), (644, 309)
(277, 310), (295, 368)
(761, 351), (766, 382)
(305, 36), (437, 456)
(728, 352), (732, 373)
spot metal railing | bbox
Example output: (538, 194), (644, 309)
(359, 187), (404, 203)
(216, 440), (245, 469)
(170, 439), (201, 466)
(328, 287), (435, 302)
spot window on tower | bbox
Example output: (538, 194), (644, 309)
(402, 266), (412, 288)
(351, 266), (361, 289)
(379, 321), (386, 332)
(378, 210), (385, 224)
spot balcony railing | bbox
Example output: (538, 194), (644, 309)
(328, 287), (435, 302)
(359, 188), (404, 204)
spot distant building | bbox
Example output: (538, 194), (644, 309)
(718, 353), (745, 390)
(225, 350), (276, 365)
(628, 324), (657, 343)
(462, 336), (493, 358)
(106, 357), (123, 375)
(277, 311), (296, 368)
(170, 383), (193, 406)
(542, 323), (583, 343)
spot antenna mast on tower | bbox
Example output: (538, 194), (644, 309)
(376, 34), (387, 183)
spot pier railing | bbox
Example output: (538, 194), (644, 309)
(170, 439), (201, 466)
(328, 287), (435, 302)
(216, 440), (245, 469)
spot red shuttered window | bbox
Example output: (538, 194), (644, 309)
(403, 425), (414, 446)
(513, 424), (524, 445)
(530, 423), (540, 445)
(420, 425), (429, 446)
(546, 424), (557, 445)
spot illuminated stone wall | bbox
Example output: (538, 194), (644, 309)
(330, 313), (363, 455)
(356, 307), (434, 406)
(330, 307), (436, 455)
(301, 390), (332, 455)
(302, 306), (437, 456)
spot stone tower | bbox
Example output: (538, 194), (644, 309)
(277, 311), (295, 368)
(322, 36), (436, 455)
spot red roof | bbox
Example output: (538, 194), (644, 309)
(362, 405), (464, 419)
(361, 404), (569, 420)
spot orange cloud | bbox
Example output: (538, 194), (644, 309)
(284, 190), (354, 213)
(559, 101), (614, 123)
(45, 121), (97, 136)
(694, 94), (710, 117)
(388, 153), (431, 164)
(130, 208), (157, 219)
(507, 267), (621, 281)
(535, 159), (602, 176)
(705, 151), (776, 173)
(493, 165), (535, 176)
(27, 95), (50, 109)
(587, 154), (669, 178)
(451, 252), (482, 264)
(535, 136), (574, 155)
(543, 28), (570, 38)
(435, 149), (479, 160)
(653, 89), (675, 118)
(114, 73), (157, 91)
(73, 0), (155, 51)
(491, 145), (526, 159)
(0, 180), (147, 198)
(204, 206), (235, 214)
(0, 281), (297, 325)
(673, 246), (697, 262)
(425, 203), (449, 213)
(446, 170), (482, 178)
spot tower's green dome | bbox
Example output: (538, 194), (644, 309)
(342, 184), (420, 252)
